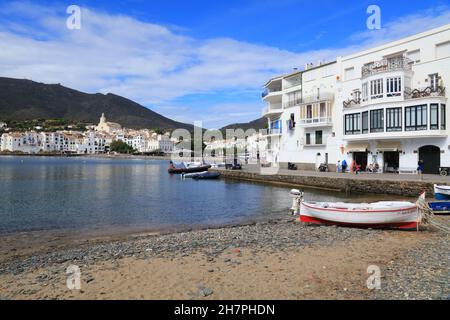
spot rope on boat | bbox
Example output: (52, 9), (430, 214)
(416, 197), (450, 234)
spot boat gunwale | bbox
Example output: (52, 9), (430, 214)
(301, 201), (417, 213)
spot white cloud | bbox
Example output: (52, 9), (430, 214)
(0, 2), (449, 128)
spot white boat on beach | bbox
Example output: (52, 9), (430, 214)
(300, 201), (419, 229)
(290, 190), (421, 229)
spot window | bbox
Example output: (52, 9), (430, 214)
(429, 74), (439, 91)
(370, 79), (383, 99)
(436, 41), (450, 59)
(430, 104), (439, 130)
(362, 111), (369, 134)
(386, 77), (402, 97)
(344, 67), (355, 81)
(407, 49), (421, 64)
(362, 82), (369, 102)
(319, 103), (327, 120)
(405, 105), (427, 131)
(441, 104), (446, 130)
(306, 105), (313, 119)
(386, 108), (402, 132)
(315, 131), (323, 145)
(305, 133), (311, 145)
(345, 113), (361, 135)
(370, 109), (384, 132)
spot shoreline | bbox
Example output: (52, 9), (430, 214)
(0, 153), (173, 161)
(1, 216), (449, 300)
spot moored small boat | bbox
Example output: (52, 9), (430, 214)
(299, 199), (420, 229)
(168, 161), (211, 174)
(428, 200), (450, 214)
(434, 184), (450, 200)
(192, 172), (221, 180)
(181, 171), (209, 179)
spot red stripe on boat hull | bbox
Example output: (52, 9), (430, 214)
(300, 215), (418, 230)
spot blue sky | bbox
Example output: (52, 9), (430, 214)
(0, 0), (449, 128)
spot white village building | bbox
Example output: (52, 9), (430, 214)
(262, 23), (450, 174)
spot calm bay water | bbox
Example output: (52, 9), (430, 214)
(0, 156), (396, 235)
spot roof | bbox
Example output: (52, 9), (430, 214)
(342, 23), (450, 61)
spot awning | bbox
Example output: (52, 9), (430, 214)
(345, 143), (369, 153)
(376, 141), (402, 152)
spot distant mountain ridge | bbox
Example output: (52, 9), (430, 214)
(0, 77), (194, 131)
(220, 117), (267, 134)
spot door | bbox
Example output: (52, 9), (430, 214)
(353, 152), (368, 171)
(419, 145), (440, 174)
(383, 152), (399, 173)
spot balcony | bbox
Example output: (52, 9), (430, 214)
(299, 117), (332, 126)
(262, 86), (282, 98)
(343, 85), (446, 109)
(362, 57), (412, 79)
(262, 103), (283, 117)
(284, 92), (334, 108)
(262, 128), (282, 136)
(405, 86), (446, 100)
(343, 98), (361, 109)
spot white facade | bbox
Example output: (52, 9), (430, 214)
(263, 62), (339, 170)
(145, 134), (174, 153)
(338, 24), (450, 174)
(262, 23), (450, 174)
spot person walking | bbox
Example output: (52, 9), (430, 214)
(418, 159), (424, 180)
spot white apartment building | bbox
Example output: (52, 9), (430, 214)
(1, 130), (107, 154)
(145, 134), (174, 153)
(262, 61), (339, 170)
(262, 24), (450, 174)
(1, 132), (41, 153)
(338, 24), (450, 174)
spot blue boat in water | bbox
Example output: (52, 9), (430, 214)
(434, 184), (450, 200)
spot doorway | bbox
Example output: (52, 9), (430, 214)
(418, 145), (441, 174)
(353, 152), (368, 171)
(383, 151), (400, 173)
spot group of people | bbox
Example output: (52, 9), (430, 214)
(336, 160), (379, 174)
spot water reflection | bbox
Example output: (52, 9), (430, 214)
(0, 156), (402, 235)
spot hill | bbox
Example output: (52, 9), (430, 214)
(220, 117), (267, 134)
(0, 77), (194, 131)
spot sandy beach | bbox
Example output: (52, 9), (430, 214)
(1, 216), (449, 300)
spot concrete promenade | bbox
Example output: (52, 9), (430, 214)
(214, 164), (450, 196)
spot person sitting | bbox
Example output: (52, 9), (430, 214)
(341, 159), (348, 173)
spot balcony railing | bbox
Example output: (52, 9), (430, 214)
(262, 86), (282, 98)
(343, 98), (361, 108)
(361, 57), (412, 79)
(404, 86), (446, 100)
(299, 117), (332, 125)
(283, 92), (334, 108)
(265, 128), (282, 135)
(262, 103), (283, 116)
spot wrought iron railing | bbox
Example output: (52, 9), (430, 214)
(404, 86), (446, 100)
(361, 57), (412, 78)
(343, 98), (361, 108)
